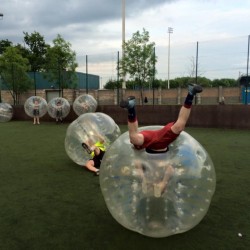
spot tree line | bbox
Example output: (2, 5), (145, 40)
(0, 29), (240, 105)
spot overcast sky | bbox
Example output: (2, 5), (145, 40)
(1, 0), (250, 86)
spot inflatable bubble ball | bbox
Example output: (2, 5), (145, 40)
(65, 112), (121, 166)
(73, 94), (97, 116)
(100, 126), (216, 238)
(24, 96), (48, 118)
(0, 103), (13, 122)
(48, 97), (70, 119)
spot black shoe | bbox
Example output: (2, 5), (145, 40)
(188, 84), (203, 95)
(82, 143), (92, 154)
(120, 96), (136, 109)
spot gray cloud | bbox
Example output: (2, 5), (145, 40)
(0, 0), (175, 44)
(2, 0), (247, 81)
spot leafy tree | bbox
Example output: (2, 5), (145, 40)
(211, 78), (237, 87)
(120, 28), (157, 101)
(14, 43), (30, 61)
(104, 79), (122, 89)
(0, 39), (12, 54)
(44, 34), (78, 97)
(23, 31), (49, 72)
(0, 47), (32, 104)
(23, 31), (49, 94)
(105, 76), (238, 90)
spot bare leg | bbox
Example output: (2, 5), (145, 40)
(154, 165), (175, 197)
(171, 84), (203, 134)
(134, 160), (147, 193)
(171, 106), (191, 134)
(120, 96), (144, 146)
(85, 160), (99, 173)
(33, 117), (36, 124)
(128, 120), (144, 146)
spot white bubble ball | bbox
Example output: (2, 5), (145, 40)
(65, 112), (121, 165)
(100, 126), (216, 238)
(47, 97), (70, 119)
(73, 94), (97, 116)
(0, 103), (13, 122)
(24, 96), (48, 118)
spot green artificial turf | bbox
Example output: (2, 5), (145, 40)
(0, 121), (249, 250)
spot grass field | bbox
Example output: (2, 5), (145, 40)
(0, 121), (249, 250)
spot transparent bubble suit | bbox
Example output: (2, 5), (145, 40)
(47, 97), (70, 119)
(65, 112), (121, 166)
(73, 94), (97, 116)
(0, 103), (13, 122)
(24, 96), (48, 118)
(100, 126), (216, 238)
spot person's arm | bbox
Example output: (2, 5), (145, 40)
(154, 164), (174, 197)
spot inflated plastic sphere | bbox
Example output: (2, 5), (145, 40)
(100, 126), (216, 238)
(24, 96), (48, 118)
(0, 103), (13, 122)
(65, 112), (121, 166)
(73, 94), (97, 116)
(48, 97), (70, 119)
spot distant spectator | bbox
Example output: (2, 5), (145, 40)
(55, 101), (63, 123)
(219, 97), (225, 105)
(144, 96), (148, 103)
(33, 99), (40, 125)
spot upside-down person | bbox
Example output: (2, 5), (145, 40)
(120, 84), (202, 154)
(82, 135), (106, 176)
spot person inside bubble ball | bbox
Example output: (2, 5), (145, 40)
(120, 84), (202, 153)
(81, 102), (90, 112)
(55, 100), (63, 124)
(82, 135), (106, 176)
(122, 160), (175, 198)
(33, 99), (40, 125)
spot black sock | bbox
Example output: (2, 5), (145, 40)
(128, 107), (137, 122)
(184, 93), (194, 108)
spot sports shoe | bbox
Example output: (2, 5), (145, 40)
(95, 169), (100, 176)
(82, 143), (92, 154)
(188, 84), (203, 95)
(120, 96), (136, 109)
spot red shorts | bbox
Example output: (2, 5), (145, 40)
(134, 122), (179, 150)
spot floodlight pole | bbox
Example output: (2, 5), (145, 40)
(86, 55), (88, 94)
(247, 35), (249, 77)
(122, 0), (126, 90)
(245, 35), (250, 105)
(167, 27), (173, 89)
(0, 13), (3, 103)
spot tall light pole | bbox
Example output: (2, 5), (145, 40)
(167, 27), (173, 89)
(0, 13), (3, 103)
(122, 0), (126, 89)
